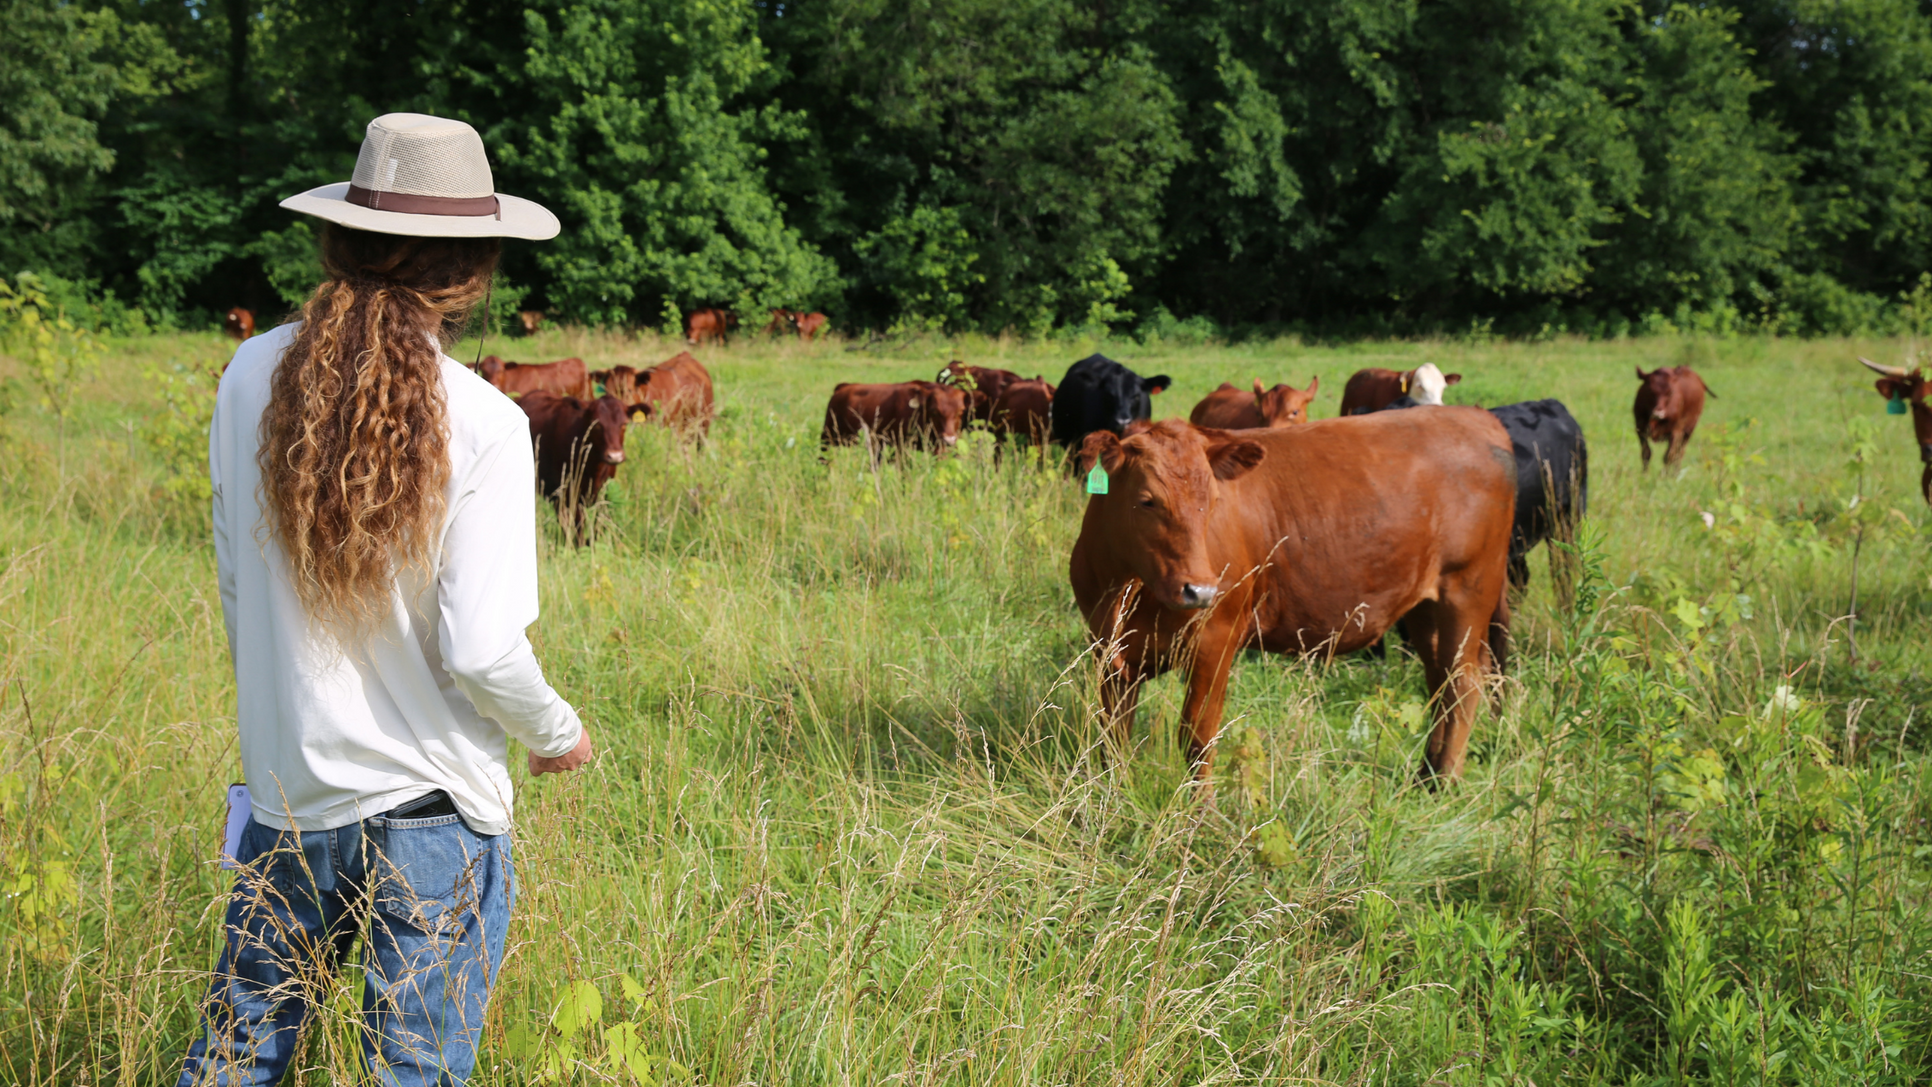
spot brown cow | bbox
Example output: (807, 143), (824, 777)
(686, 308), (734, 345)
(1069, 412), (1515, 783)
(938, 361), (1026, 423)
(1859, 356), (1932, 503)
(518, 310), (544, 335)
(589, 366), (638, 402)
(519, 391), (648, 544)
(477, 356), (593, 400)
(1633, 366), (1713, 470)
(1189, 377), (1319, 429)
(821, 381), (968, 454)
(630, 352), (716, 439)
(224, 307), (255, 341)
(763, 309), (828, 340)
(1338, 364), (1461, 416)
(989, 377), (1055, 446)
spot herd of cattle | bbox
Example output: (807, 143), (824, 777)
(218, 306), (1932, 785)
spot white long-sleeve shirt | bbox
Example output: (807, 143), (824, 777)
(211, 322), (582, 835)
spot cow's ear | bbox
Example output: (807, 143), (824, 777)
(1077, 430), (1125, 475)
(1635, 367), (1650, 381)
(1145, 374), (1172, 394)
(1443, 373), (1462, 386)
(1878, 378), (1903, 401)
(627, 402), (652, 420)
(1306, 375), (1319, 394)
(1208, 436), (1264, 481)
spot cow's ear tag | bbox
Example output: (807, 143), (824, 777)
(1889, 392), (1908, 415)
(1085, 464), (1110, 495)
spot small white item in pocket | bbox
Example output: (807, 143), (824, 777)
(220, 783), (251, 870)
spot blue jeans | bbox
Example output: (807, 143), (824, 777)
(177, 808), (513, 1085)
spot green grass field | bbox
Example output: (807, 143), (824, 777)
(3, 327), (1931, 1084)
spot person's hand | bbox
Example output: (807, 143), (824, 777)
(529, 725), (594, 776)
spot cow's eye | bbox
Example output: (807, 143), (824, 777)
(1137, 494), (1157, 510)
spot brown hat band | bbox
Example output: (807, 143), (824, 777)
(346, 184), (501, 219)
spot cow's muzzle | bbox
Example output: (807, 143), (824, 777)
(1179, 583), (1218, 610)
(603, 451), (626, 465)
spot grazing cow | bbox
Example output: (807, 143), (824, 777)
(938, 361), (1026, 423)
(519, 391), (648, 544)
(1633, 366), (1713, 470)
(821, 381), (967, 454)
(686, 308), (734, 345)
(224, 308), (255, 341)
(1049, 354), (1172, 449)
(765, 309), (799, 336)
(1485, 401), (1589, 589)
(1858, 356), (1932, 503)
(1070, 412), (1516, 783)
(1339, 364), (1461, 416)
(630, 351), (716, 439)
(518, 310), (544, 335)
(989, 377), (1055, 446)
(477, 355), (593, 400)
(795, 312), (828, 341)
(1370, 397), (1589, 591)
(1189, 377), (1320, 429)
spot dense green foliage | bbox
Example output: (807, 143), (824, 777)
(12, 0), (1932, 336)
(5, 327), (1932, 1080)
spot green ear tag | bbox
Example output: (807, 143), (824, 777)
(1889, 392), (1908, 415)
(1085, 463), (1109, 495)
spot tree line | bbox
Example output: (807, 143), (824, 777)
(8, 0), (1932, 339)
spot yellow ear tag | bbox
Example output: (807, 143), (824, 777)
(1085, 464), (1109, 495)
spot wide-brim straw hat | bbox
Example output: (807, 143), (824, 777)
(280, 113), (559, 241)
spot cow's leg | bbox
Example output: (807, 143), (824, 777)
(1179, 621), (1243, 780)
(1416, 592), (1487, 784)
(1099, 658), (1142, 757)
(1638, 430), (1652, 471)
(1506, 549), (1530, 591)
(1665, 430), (1687, 469)
(1486, 583), (1511, 678)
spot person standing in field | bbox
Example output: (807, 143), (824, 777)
(179, 114), (592, 1084)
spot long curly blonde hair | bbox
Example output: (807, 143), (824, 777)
(259, 225), (501, 634)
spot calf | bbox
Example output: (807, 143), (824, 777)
(821, 381), (967, 454)
(989, 377), (1055, 446)
(1859, 356), (1932, 503)
(795, 312), (828, 341)
(478, 356), (593, 400)
(519, 391), (648, 544)
(1049, 354), (1172, 449)
(224, 308), (255, 341)
(938, 361), (1026, 423)
(1189, 377), (1319, 429)
(686, 308), (734, 345)
(1339, 364), (1461, 416)
(1070, 413), (1515, 783)
(518, 310), (544, 335)
(630, 351), (716, 439)
(1633, 366), (1712, 470)
(765, 309), (799, 336)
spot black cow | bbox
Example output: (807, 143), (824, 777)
(1049, 354), (1172, 448)
(1371, 397), (1588, 588)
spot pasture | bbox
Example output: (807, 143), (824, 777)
(2, 328), (1930, 1083)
